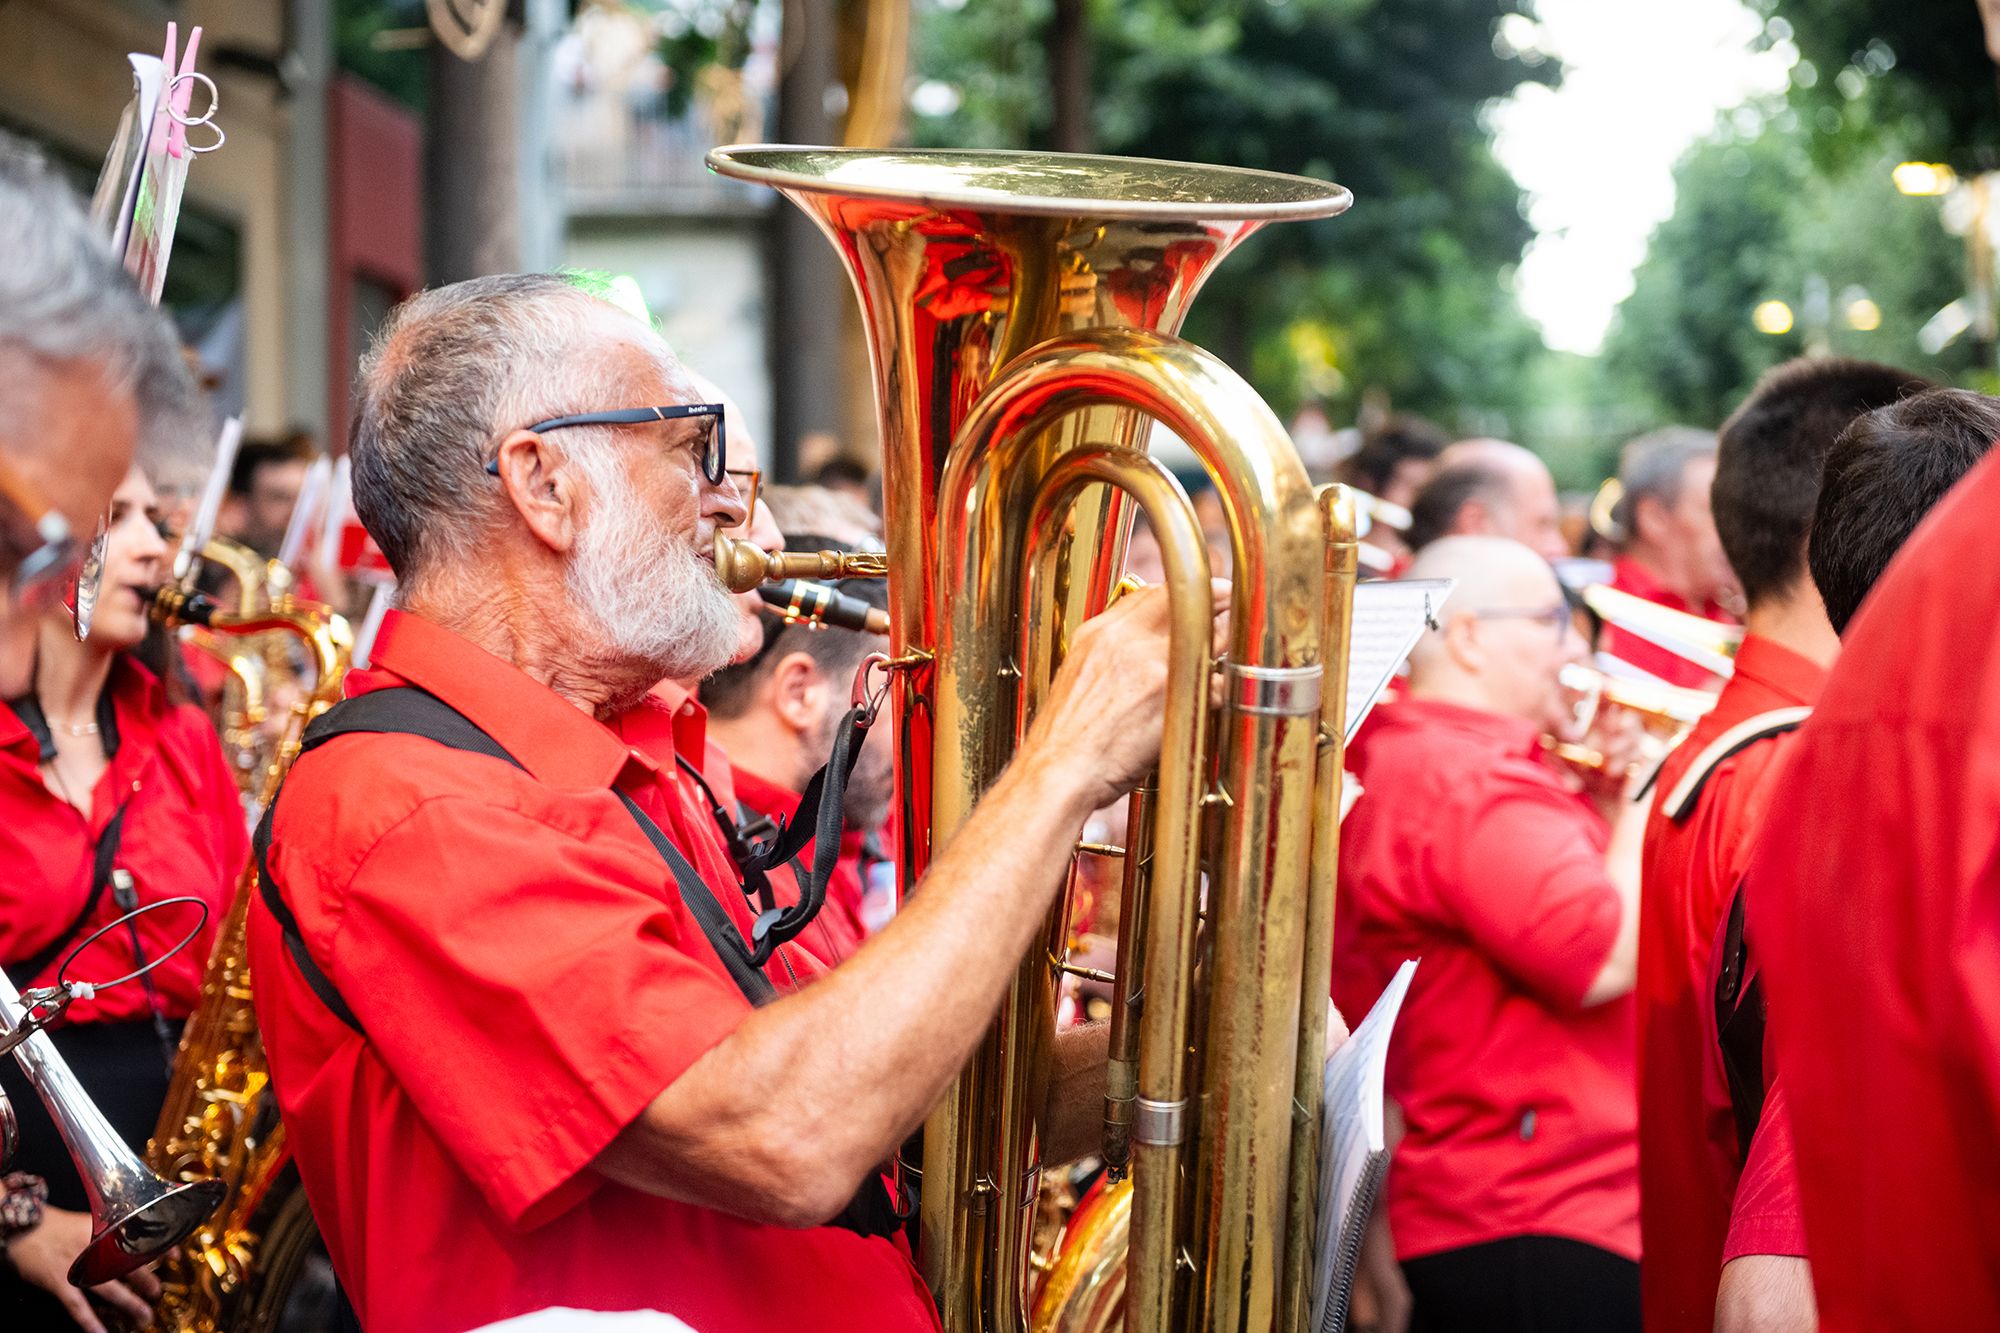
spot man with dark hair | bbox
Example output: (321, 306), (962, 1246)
(1404, 438), (1568, 560)
(1344, 414), (1447, 504)
(1637, 358), (1927, 1333)
(704, 551), (894, 959)
(1603, 427), (1737, 687)
(1746, 387), (2000, 1329)
(222, 431), (319, 558)
(1807, 388), (2000, 634)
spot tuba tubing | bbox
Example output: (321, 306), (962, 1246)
(1020, 447), (1213, 1333)
(933, 328), (1331, 1333)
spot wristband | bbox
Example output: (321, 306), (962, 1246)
(0, 1172), (47, 1242)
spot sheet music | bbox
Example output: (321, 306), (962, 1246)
(1342, 580), (1453, 743)
(1312, 958), (1419, 1333)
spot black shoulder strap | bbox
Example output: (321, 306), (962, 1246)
(262, 688), (906, 1239)
(256, 688), (778, 1040)
(610, 789), (777, 1006)
(1712, 882), (1766, 1153)
(11, 801), (131, 982)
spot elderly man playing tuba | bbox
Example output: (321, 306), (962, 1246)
(247, 273), (1203, 1333)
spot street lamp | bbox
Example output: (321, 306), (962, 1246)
(1894, 162), (1957, 197)
(1753, 300), (1795, 335)
(1754, 277), (1876, 349)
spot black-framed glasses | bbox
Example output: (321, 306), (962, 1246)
(1473, 604), (1575, 640)
(0, 455), (84, 611)
(483, 403), (728, 484)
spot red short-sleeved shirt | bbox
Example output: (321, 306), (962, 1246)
(1604, 555), (1735, 689)
(1720, 1073), (1805, 1263)
(1635, 634), (1823, 1332)
(248, 610), (937, 1333)
(1333, 697), (1638, 1262)
(0, 655), (246, 1021)
(1751, 449), (2000, 1331)
(730, 765), (870, 966)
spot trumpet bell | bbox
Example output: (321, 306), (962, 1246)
(72, 1176), (227, 1287)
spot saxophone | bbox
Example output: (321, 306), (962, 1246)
(143, 569), (351, 1333)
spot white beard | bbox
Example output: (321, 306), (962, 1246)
(565, 456), (740, 683)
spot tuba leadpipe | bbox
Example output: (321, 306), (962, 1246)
(712, 537), (888, 591)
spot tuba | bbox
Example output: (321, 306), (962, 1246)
(707, 146), (1358, 1333)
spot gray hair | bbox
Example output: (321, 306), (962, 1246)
(349, 273), (669, 587)
(1611, 426), (1716, 537)
(0, 131), (182, 448)
(136, 344), (213, 498)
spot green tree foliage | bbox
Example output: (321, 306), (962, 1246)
(1748, 0), (2000, 172)
(910, 0), (1555, 434)
(1603, 102), (1974, 428)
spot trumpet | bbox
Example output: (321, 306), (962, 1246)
(0, 966), (225, 1286)
(1546, 662), (1718, 775)
(1580, 583), (1742, 680)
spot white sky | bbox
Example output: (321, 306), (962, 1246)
(1488, 0), (1798, 355)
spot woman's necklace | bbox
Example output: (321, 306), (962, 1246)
(49, 718), (99, 738)
(41, 753), (84, 811)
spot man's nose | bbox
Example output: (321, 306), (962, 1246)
(708, 473), (749, 530)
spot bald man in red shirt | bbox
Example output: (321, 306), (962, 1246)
(1336, 535), (1647, 1333)
(1636, 358), (1926, 1333)
(1742, 389), (2000, 1332)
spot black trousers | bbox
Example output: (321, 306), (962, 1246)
(1403, 1234), (1640, 1333)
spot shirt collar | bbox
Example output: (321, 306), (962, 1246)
(1612, 555), (1687, 612)
(1728, 633), (1828, 708)
(359, 610), (648, 791)
(1, 652), (157, 763)
(613, 679), (713, 775)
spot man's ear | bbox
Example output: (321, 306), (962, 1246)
(769, 650), (828, 735)
(1440, 610), (1485, 674)
(1632, 492), (1673, 546)
(491, 429), (582, 555)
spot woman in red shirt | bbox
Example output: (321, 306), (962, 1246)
(0, 464), (248, 1330)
